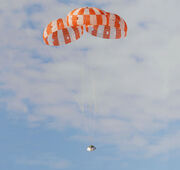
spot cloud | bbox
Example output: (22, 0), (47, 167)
(16, 154), (70, 169)
(147, 131), (180, 157)
(1, 0), (180, 157)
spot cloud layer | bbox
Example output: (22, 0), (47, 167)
(1, 0), (180, 157)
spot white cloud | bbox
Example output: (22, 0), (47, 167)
(147, 131), (180, 157)
(16, 154), (70, 169)
(1, 0), (180, 157)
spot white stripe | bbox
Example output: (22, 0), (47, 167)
(89, 26), (94, 34)
(47, 34), (53, 46)
(102, 15), (107, 25)
(86, 26), (93, 35)
(57, 29), (65, 44)
(104, 26), (110, 38)
(67, 16), (73, 26)
(96, 25), (104, 38)
(73, 8), (81, 15)
(120, 18), (125, 28)
(51, 20), (58, 32)
(67, 27), (76, 41)
(90, 26), (94, 35)
(43, 27), (48, 38)
(77, 26), (82, 36)
(77, 15), (84, 25)
(109, 14), (116, 27)
(121, 30), (126, 37)
(119, 18), (125, 32)
(90, 15), (97, 25)
(119, 18), (125, 37)
(62, 18), (68, 27)
(93, 8), (101, 15)
(109, 27), (116, 39)
(84, 8), (90, 15)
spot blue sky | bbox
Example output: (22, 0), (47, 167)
(1, 0), (180, 169)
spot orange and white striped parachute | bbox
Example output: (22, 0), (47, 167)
(85, 12), (127, 39)
(85, 25), (123, 39)
(43, 7), (127, 46)
(43, 18), (84, 46)
(66, 7), (107, 26)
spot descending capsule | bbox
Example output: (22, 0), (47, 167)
(87, 145), (96, 152)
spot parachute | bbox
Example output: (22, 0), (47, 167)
(43, 18), (84, 46)
(43, 7), (128, 151)
(43, 7), (127, 46)
(66, 7), (107, 26)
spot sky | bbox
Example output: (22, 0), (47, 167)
(0, 0), (180, 169)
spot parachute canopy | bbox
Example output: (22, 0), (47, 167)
(43, 7), (127, 46)
(67, 7), (107, 26)
(43, 18), (84, 46)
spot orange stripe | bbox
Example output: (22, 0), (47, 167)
(114, 19), (120, 27)
(91, 25), (98, 36)
(43, 35), (49, 45)
(115, 14), (120, 21)
(84, 15), (90, 25)
(106, 12), (110, 15)
(116, 28), (121, 39)
(96, 15), (102, 25)
(103, 26), (110, 39)
(78, 8), (85, 15)
(85, 25), (89, 32)
(72, 26), (80, 39)
(124, 20), (127, 37)
(106, 13), (112, 26)
(72, 15), (78, 26)
(114, 15), (120, 27)
(95, 8), (104, 15)
(62, 28), (71, 44)
(46, 22), (53, 36)
(83, 15), (85, 25)
(52, 31), (59, 46)
(57, 18), (64, 30)
(80, 26), (84, 35)
(89, 8), (96, 14)
(70, 8), (78, 15)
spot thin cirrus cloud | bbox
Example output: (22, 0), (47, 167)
(0, 0), (180, 158)
(16, 154), (70, 169)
